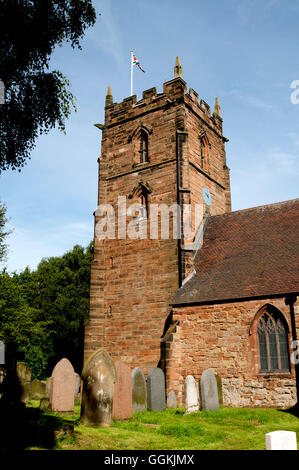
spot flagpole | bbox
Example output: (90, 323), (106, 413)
(130, 51), (134, 96)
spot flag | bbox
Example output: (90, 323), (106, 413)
(132, 53), (145, 73)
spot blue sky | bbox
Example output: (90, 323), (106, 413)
(1, 0), (299, 272)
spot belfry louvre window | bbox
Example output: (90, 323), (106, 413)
(200, 135), (209, 172)
(257, 311), (290, 373)
(138, 132), (148, 164)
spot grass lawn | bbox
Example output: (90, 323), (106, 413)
(7, 401), (297, 450)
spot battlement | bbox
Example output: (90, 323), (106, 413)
(102, 58), (223, 133)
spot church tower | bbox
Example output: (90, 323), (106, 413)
(84, 58), (231, 373)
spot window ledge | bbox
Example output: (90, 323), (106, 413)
(257, 372), (292, 378)
(132, 162), (149, 169)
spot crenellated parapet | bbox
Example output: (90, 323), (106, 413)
(102, 58), (224, 137)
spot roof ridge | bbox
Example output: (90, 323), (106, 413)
(210, 197), (299, 220)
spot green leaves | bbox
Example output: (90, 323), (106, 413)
(0, 202), (11, 263)
(0, 0), (96, 172)
(12, 241), (94, 375)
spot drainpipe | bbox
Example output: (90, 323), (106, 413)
(285, 294), (299, 405)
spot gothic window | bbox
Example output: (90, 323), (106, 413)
(138, 131), (148, 164)
(257, 309), (290, 373)
(200, 135), (210, 172)
(140, 194), (147, 219)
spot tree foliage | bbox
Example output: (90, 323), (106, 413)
(0, 202), (11, 263)
(0, 270), (52, 378)
(0, 0), (96, 172)
(14, 242), (94, 375)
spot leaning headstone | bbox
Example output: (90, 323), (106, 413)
(131, 367), (147, 413)
(266, 431), (297, 450)
(112, 362), (133, 420)
(167, 390), (177, 409)
(50, 358), (75, 412)
(184, 375), (199, 414)
(200, 369), (219, 411)
(31, 379), (47, 399)
(80, 348), (116, 426)
(147, 368), (166, 411)
(16, 362), (32, 403)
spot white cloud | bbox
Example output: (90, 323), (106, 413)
(229, 88), (273, 109)
(87, 0), (124, 68)
(2, 220), (93, 273)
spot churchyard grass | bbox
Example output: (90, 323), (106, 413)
(20, 401), (299, 450)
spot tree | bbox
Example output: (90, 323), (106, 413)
(0, 270), (52, 379)
(0, 0), (96, 172)
(0, 202), (11, 263)
(16, 242), (94, 374)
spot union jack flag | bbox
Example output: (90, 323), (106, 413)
(132, 53), (145, 73)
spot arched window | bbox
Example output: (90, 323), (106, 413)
(138, 131), (148, 164)
(200, 135), (209, 172)
(257, 308), (290, 373)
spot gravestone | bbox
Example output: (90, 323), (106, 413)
(131, 367), (147, 413)
(200, 369), (219, 411)
(167, 390), (177, 409)
(112, 362), (133, 420)
(0, 341), (5, 365)
(147, 368), (166, 411)
(16, 362), (32, 403)
(266, 431), (297, 450)
(50, 358), (75, 412)
(74, 373), (81, 402)
(215, 374), (223, 405)
(31, 379), (47, 399)
(40, 397), (50, 411)
(80, 348), (116, 426)
(184, 375), (199, 414)
(46, 377), (52, 398)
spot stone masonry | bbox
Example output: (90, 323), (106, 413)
(84, 59), (231, 374)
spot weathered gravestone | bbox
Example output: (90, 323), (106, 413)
(80, 348), (116, 426)
(16, 362), (32, 402)
(40, 397), (50, 411)
(167, 390), (177, 409)
(112, 362), (133, 420)
(74, 373), (81, 402)
(131, 367), (147, 413)
(16, 362), (32, 403)
(147, 368), (166, 411)
(215, 374), (223, 406)
(46, 377), (52, 398)
(266, 431), (297, 450)
(31, 379), (47, 399)
(50, 358), (75, 412)
(200, 369), (219, 411)
(184, 375), (199, 414)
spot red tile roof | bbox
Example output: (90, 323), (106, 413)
(172, 199), (299, 305)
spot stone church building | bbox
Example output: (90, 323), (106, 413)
(84, 58), (299, 408)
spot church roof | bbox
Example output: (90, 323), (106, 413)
(172, 198), (299, 305)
